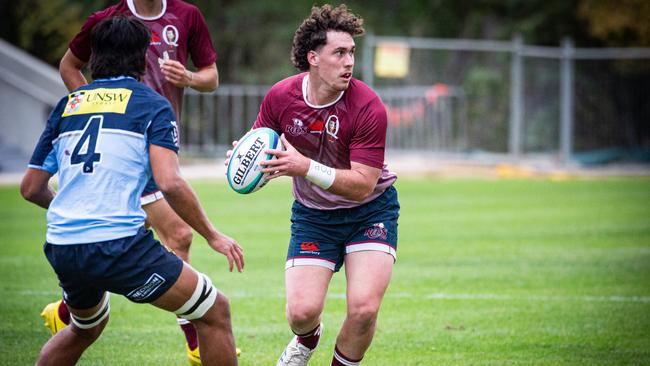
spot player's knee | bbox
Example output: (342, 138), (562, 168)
(169, 224), (193, 253)
(286, 301), (321, 328)
(347, 300), (380, 331)
(196, 292), (231, 329)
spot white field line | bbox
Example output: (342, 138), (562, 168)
(425, 293), (650, 303)
(17, 290), (650, 303)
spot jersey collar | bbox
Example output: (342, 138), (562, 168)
(94, 76), (137, 82)
(127, 0), (167, 21)
(302, 74), (345, 109)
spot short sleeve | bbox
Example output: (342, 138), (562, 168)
(349, 97), (388, 169)
(28, 100), (66, 174)
(188, 7), (217, 68)
(69, 11), (105, 62)
(147, 103), (180, 153)
(252, 90), (280, 133)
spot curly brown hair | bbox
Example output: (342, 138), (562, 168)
(291, 4), (365, 72)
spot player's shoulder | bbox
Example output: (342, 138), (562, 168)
(346, 78), (384, 109)
(167, 0), (202, 15)
(267, 73), (303, 98)
(127, 81), (171, 107)
(87, 2), (125, 23)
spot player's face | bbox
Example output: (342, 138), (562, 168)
(312, 31), (355, 92)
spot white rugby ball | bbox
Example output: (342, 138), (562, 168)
(226, 127), (281, 194)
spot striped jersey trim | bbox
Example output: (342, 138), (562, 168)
(345, 241), (397, 260)
(285, 257), (336, 271)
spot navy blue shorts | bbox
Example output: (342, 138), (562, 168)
(287, 185), (400, 272)
(44, 227), (183, 309)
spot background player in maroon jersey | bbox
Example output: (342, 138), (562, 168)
(50, 1), (220, 364)
(232, 4), (400, 366)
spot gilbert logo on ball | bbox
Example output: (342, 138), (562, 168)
(226, 127), (281, 194)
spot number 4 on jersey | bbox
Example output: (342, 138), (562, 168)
(71, 115), (103, 174)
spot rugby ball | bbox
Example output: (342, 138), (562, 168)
(226, 128), (281, 194)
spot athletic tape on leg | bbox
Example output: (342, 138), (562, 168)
(174, 273), (218, 320)
(70, 294), (110, 329)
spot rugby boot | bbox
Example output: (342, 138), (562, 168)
(40, 300), (68, 335)
(186, 343), (201, 366)
(276, 323), (323, 366)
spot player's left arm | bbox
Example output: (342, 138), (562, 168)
(261, 134), (381, 202)
(150, 145), (243, 272)
(20, 168), (55, 209)
(160, 61), (218, 92)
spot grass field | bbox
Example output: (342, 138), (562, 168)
(1, 177), (649, 365)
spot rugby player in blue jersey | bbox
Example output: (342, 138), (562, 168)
(21, 16), (242, 366)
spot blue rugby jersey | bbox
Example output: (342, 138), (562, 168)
(28, 76), (179, 244)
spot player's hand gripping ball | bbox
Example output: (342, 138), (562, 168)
(226, 127), (282, 194)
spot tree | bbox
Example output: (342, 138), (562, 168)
(579, 0), (650, 47)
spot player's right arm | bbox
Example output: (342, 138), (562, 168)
(21, 101), (62, 208)
(59, 49), (88, 92)
(20, 169), (54, 209)
(150, 144), (244, 272)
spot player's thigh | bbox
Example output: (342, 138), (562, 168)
(67, 295), (107, 318)
(150, 262), (199, 312)
(142, 198), (190, 239)
(67, 292), (110, 335)
(344, 251), (394, 309)
(286, 265), (333, 311)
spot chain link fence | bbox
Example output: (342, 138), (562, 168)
(180, 36), (650, 165)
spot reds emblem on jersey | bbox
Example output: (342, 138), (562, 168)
(285, 118), (308, 136)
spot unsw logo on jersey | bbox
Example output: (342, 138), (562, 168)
(62, 88), (132, 117)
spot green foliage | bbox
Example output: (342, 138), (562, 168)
(0, 0), (114, 65)
(464, 64), (510, 152)
(1, 177), (649, 365)
(579, 0), (650, 47)
(3, 0), (646, 83)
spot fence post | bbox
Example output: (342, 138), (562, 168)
(509, 34), (524, 159)
(363, 32), (375, 87)
(560, 37), (574, 163)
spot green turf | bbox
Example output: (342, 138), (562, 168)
(1, 177), (649, 365)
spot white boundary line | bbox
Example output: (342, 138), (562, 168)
(18, 290), (650, 303)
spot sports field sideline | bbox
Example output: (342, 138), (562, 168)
(1, 168), (649, 365)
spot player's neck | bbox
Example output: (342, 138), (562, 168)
(305, 73), (342, 106)
(133, 0), (163, 17)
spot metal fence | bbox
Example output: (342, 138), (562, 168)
(180, 85), (267, 156)
(180, 83), (469, 156)
(181, 36), (650, 164)
(363, 35), (650, 163)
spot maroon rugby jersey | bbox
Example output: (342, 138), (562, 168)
(253, 73), (397, 210)
(68, 0), (217, 120)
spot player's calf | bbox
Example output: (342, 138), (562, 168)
(171, 272), (238, 366)
(36, 295), (110, 366)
